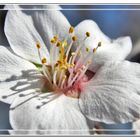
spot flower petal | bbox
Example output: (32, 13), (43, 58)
(0, 46), (42, 104)
(31, 5), (70, 63)
(75, 20), (110, 43)
(74, 20), (132, 72)
(32, 5), (70, 50)
(10, 94), (89, 135)
(127, 40), (140, 60)
(0, 74), (44, 104)
(0, 46), (37, 81)
(0, 81), (21, 104)
(4, 9), (50, 64)
(79, 61), (140, 123)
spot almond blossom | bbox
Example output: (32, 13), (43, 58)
(0, 5), (140, 135)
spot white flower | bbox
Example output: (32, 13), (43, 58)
(1, 5), (140, 135)
(128, 40), (140, 60)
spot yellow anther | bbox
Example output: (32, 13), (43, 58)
(78, 51), (81, 56)
(72, 36), (77, 41)
(36, 42), (41, 49)
(93, 48), (97, 53)
(57, 60), (62, 65)
(65, 64), (70, 68)
(53, 36), (58, 41)
(50, 39), (56, 44)
(87, 60), (92, 65)
(70, 63), (75, 68)
(86, 47), (90, 52)
(56, 42), (61, 47)
(71, 52), (76, 56)
(98, 41), (102, 47)
(62, 40), (68, 47)
(54, 63), (59, 68)
(61, 65), (68, 70)
(62, 75), (67, 80)
(59, 45), (65, 63)
(41, 58), (47, 64)
(86, 32), (90, 37)
(69, 26), (74, 34)
(71, 63), (75, 67)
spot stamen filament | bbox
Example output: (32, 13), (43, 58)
(58, 70), (65, 87)
(68, 72), (80, 87)
(76, 61), (91, 83)
(42, 65), (52, 85)
(65, 41), (73, 61)
(60, 75), (67, 89)
(42, 65), (52, 80)
(71, 36), (89, 64)
(34, 28), (99, 95)
(53, 70), (58, 87)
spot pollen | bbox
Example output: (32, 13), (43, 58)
(41, 58), (47, 64)
(93, 48), (96, 53)
(62, 75), (67, 80)
(53, 36), (58, 42)
(86, 32), (90, 37)
(36, 42), (41, 49)
(86, 47), (90, 52)
(56, 42), (61, 47)
(98, 41), (102, 47)
(61, 65), (68, 70)
(51, 39), (56, 44)
(70, 63), (75, 68)
(62, 40), (68, 47)
(78, 51), (81, 56)
(72, 36), (77, 41)
(87, 60), (92, 64)
(69, 26), (74, 34)
(71, 52), (76, 56)
(35, 26), (99, 94)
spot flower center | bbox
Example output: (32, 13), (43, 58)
(36, 26), (101, 98)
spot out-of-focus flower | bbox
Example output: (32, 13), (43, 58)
(1, 5), (140, 135)
(127, 40), (140, 62)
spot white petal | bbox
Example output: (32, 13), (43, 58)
(0, 27), (8, 46)
(10, 94), (89, 135)
(4, 9), (50, 64)
(0, 46), (43, 104)
(75, 20), (110, 44)
(0, 85), (36, 105)
(0, 46), (36, 81)
(74, 20), (132, 72)
(32, 5), (70, 50)
(30, 6), (71, 64)
(89, 36), (132, 72)
(0, 75), (43, 104)
(79, 60), (140, 124)
(0, 81), (21, 104)
(127, 40), (140, 60)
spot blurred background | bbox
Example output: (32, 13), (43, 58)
(1, 4), (140, 135)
